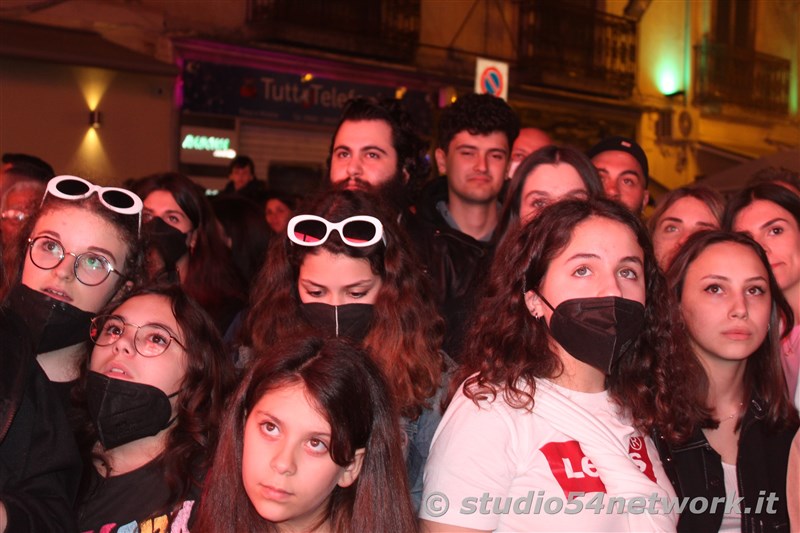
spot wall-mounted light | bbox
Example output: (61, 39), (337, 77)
(301, 73), (314, 83)
(395, 86), (407, 99)
(89, 110), (103, 129)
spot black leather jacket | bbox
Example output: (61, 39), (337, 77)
(406, 178), (494, 361)
(654, 399), (797, 533)
(0, 307), (82, 532)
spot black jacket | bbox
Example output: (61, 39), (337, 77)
(654, 399), (797, 533)
(406, 177), (494, 360)
(0, 307), (81, 532)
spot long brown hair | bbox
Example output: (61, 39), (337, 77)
(665, 230), (798, 432)
(194, 337), (417, 533)
(453, 198), (708, 443)
(244, 190), (444, 420)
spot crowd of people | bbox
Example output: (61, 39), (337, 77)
(0, 92), (799, 533)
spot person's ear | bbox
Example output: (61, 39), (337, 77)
(434, 148), (447, 176)
(188, 229), (198, 253)
(641, 189), (650, 213)
(337, 448), (365, 488)
(401, 166), (410, 185)
(524, 290), (545, 319)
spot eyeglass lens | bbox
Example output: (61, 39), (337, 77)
(29, 237), (113, 285)
(91, 316), (175, 357)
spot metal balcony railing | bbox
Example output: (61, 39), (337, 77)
(517, 2), (637, 98)
(249, 0), (420, 63)
(694, 41), (790, 115)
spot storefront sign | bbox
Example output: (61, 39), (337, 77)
(179, 125), (237, 166)
(181, 61), (428, 127)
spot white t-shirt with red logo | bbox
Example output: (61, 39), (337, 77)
(420, 378), (678, 532)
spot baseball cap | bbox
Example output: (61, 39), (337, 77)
(587, 136), (649, 187)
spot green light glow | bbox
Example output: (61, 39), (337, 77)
(655, 59), (682, 95)
(181, 134), (231, 152)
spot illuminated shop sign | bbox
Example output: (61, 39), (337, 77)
(181, 60), (430, 128)
(179, 126), (237, 166)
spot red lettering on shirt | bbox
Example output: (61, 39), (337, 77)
(539, 441), (608, 497)
(628, 436), (656, 482)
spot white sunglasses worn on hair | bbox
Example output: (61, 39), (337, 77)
(43, 175), (143, 234)
(287, 214), (385, 248)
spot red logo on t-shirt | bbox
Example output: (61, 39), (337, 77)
(628, 436), (656, 482)
(540, 438), (657, 496)
(539, 441), (607, 497)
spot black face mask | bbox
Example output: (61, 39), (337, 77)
(299, 303), (374, 344)
(538, 295), (645, 374)
(5, 283), (95, 353)
(142, 217), (189, 272)
(86, 371), (178, 450)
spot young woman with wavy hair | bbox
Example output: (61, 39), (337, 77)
(244, 189), (445, 510)
(421, 198), (706, 532)
(195, 337), (417, 533)
(657, 230), (798, 532)
(73, 284), (235, 532)
(132, 172), (246, 335)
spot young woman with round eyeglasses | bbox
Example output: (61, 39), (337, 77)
(6, 175), (144, 404)
(243, 189), (445, 511)
(74, 284), (235, 532)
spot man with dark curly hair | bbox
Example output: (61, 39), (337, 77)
(409, 93), (519, 359)
(327, 97), (430, 208)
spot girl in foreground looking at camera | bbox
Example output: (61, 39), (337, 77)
(195, 337), (417, 533)
(75, 284), (234, 532)
(421, 199), (705, 532)
(656, 230), (798, 532)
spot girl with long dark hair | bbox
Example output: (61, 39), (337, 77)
(133, 172), (246, 335)
(244, 189), (445, 510)
(75, 284), (235, 532)
(658, 230), (798, 532)
(421, 198), (705, 532)
(195, 337), (417, 533)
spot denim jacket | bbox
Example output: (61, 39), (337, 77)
(402, 351), (453, 511)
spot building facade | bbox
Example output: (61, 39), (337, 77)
(1, 0), (797, 193)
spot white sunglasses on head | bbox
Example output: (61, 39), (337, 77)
(43, 175), (143, 233)
(287, 214), (385, 248)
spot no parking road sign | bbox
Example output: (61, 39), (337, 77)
(475, 57), (509, 100)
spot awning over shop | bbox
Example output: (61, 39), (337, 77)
(698, 149), (800, 194)
(0, 19), (177, 76)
